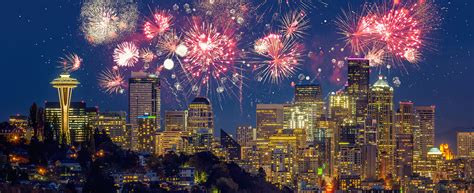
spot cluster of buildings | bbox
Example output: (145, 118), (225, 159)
(1, 58), (474, 192)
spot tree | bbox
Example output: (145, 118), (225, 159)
(82, 164), (116, 193)
(28, 103), (38, 137)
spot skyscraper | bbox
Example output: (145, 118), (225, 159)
(256, 104), (284, 140)
(129, 71), (160, 150)
(220, 129), (241, 161)
(187, 97), (214, 152)
(457, 131), (474, 158)
(136, 114), (157, 154)
(368, 76), (395, 179)
(395, 101), (416, 179)
(346, 58), (370, 125)
(50, 72), (80, 145)
(293, 84), (325, 143)
(415, 105), (436, 160)
(164, 111), (188, 132)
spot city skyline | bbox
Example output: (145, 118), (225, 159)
(0, 1), (472, 150)
(0, 1), (473, 192)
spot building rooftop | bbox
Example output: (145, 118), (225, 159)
(191, 97), (210, 105)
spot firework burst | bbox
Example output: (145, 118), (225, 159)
(337, 1), (438, 65)
(280, 11), (310, 40)
(143, 11), (173, 40)
(364, 47), (386, 67)
(182, 22), (239, 96)
(58, 53), (82, 72)
(80, 0), (138, 45)
(251, 33), (304, 83)
(113, 42), (139, 67)
(156, 30), (181, 57)
(98, 68), (126, 94)
(195, 0), (253, 27)
(140, 48), (156, 63)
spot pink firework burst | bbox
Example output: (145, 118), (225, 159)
(252, 33), (304, 83)
(143, 11), (172, 39)
(182, 22), (237, 86)
(113, 41), (139, 67)
(98, 68), (126, 94)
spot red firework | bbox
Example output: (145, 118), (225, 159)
(182, 22), (237, 85)
(143, 11), (172, 39)
(337, 1), (438, 64)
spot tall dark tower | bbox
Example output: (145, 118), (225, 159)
(129, 71), (160, 150)
(346, 58), (370, 125)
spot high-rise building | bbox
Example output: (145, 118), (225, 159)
(268, 128), (306, 188)
(457, 132), (474, 158)
(188, 97), (214, 152)
(395, 101), (416, 179)
(337, 125), (362, 176)
(45, 102), (90, 143)
(368, 76), (395, 179)
(256, 104), (284, 140)
(50, 72), (80, 144)
(220, 129), (241, 161)
(136, 114), (157, 154)
(294, 84), (325, 143)
(415, 106), (436, 160)
(129, 71), (160, 150)
(361, 144), (377, 180)
(346, 58), (370, 125)
(165, 111), (188, 132)
(96, 111), (128, 148)
(236, 126), (255, 147)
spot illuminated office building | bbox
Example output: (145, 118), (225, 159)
(45, 102), (91, 143)
(256, 104), (284, 140)
(337, 125), (362, 176)
(96, 111), (128, 148)
(136, 114), (157, 154)
(188, 97), (214, 152)
(283, 104), (311, 138)
(294, 84), (325, 141)
(129, 71), (160, 150)
(155, 130), (188, 156)
(268, 128), (306, 188)
(329, 91), (355, 125)
(220, 129), (241, 161)
(457, 132), (474, 158)
(50, 72), (80, 145)
(165, 111), (188, 132)
(415, 105), (436, 160)
(346, 58), (370, 125)
(368, 76), (395, 179)
(236, 126), (255, 147)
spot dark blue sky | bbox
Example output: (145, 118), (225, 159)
(0, 0), (472, 149)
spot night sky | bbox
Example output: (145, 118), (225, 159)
(0, 0), (472, 149)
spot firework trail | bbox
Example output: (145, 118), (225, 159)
(98, 68), (126, 94)
(113, 41), (139, 67)
(280, 11), (310, 40)
(80, 0), (138, 45)
(251, 33), (304, 83)
(58, 53), (82, 72)
(143, 11), (173, 40)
